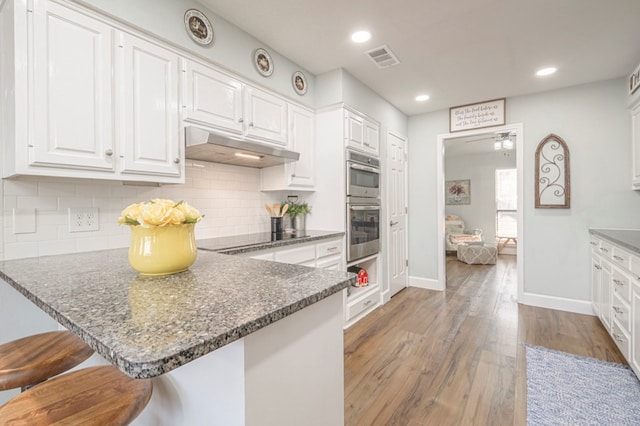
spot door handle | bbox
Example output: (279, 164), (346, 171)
(390, 220), (399, 226)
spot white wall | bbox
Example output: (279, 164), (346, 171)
(76, 0), (316, 108)
(408, 78), (640, 304)
(445, 150), (517, 243)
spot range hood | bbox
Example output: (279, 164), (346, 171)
(185, 126), (299, 168)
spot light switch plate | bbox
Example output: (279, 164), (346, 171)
(13, 208), (37, 234)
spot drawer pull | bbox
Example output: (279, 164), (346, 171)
(327, 247), (339, 252)
(613, 279), (624, 286)
(614, 255), (624, 261)
(613, 333), (624, 343)
(590, 241), (598, 246)
(363, 300), (373, 307)
(613, 306), (624, 314)
(594, 265), (602, 270)
(600, 247), (609, 253)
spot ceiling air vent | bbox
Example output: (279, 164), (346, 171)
(365, 45), (400, 69)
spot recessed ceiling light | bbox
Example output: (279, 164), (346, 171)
(536, 67), (557, 77)
(415, 94), (430, 102)
(351, 30), (371, 43)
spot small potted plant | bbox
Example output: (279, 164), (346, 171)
(282, 198), (311, 234)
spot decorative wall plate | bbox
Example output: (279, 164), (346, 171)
(184, 9), (214, 46)
(292, 71), (307, 95)
(254, 48), (274, 77)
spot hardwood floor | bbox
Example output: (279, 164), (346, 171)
(344, 254), (625, 425)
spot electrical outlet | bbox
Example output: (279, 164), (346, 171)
(68, 208), (99, 232)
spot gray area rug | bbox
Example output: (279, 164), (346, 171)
(526, 345), (640, 425)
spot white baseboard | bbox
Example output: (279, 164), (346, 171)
(519, 292), (595, 316)
(409, 276), (442, 291)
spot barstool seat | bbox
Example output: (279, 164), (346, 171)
(0, 330), (94, 391)
(0, 365), (153, 425)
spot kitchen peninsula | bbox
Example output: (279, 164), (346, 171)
(0, 241), (354, 425)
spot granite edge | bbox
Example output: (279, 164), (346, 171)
(212, 232), (345, 255)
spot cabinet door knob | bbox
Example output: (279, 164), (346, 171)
(174, 158), (180, 164)
(238, 118), (244, 124)
(249, 122), (254, 127)
(105, 149), (113, 156)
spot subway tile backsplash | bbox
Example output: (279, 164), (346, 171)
(1, 161), (280, 260)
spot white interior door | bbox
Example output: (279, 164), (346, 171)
(388, 132), (408, 297)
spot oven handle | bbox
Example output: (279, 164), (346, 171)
(349, 205), (381, 211)
(349, 163), (380, 174)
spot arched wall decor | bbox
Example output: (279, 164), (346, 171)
(535, 133), (570, 208)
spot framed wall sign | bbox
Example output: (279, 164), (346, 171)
(535, 133), (571, 209)
(449, 98), (506, 132)
(184, 9), (214, 46)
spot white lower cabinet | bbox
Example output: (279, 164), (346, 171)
(274, 245), (316, 267)
(244, 237), (344, 271)
(590, 232), (640, 378)
(240, 237), (385, 327)
(344, 254), (381, 327)
(632, 287), (640, 373)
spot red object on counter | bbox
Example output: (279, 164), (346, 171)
(347, 266), (369, 287)
(357, 269), (368, 286)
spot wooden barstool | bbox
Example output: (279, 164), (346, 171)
(0, 330), (94, 391)
(0, 365), (153, 425)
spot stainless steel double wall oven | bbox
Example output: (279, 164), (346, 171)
(346, 150), (381, 263)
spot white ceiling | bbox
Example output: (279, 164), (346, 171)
(197, 0), (640, 116)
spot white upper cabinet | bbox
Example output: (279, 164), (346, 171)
(363, 120), (380, 155)
(344, 109), (379, 156)
(1, 0), (184, 183)
(30, 0), (115, 172)
(182, 60), (244, 134)
(288, 105), (315, 187)
(116, 31), (182, 178)
(182, 59), (288, 147)
(261, 104), (315, 190)
(243, 85), (288, 146)
(345, 112), (364, 150)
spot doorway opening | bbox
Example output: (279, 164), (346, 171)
(436, 124), (524, 300)
(495, 168), (517, 255)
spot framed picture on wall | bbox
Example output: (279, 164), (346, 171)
(184, 9), (214, 46)
(254, 48), (274, 77)
(446, 179), (471, 205)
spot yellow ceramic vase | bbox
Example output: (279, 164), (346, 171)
(128, 223), (197, 275)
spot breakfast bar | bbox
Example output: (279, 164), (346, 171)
(0, 245), (354, 425)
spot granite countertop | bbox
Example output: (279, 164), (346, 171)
(197, 230), (344, 255)
(0, 248), (355, 379)
(589, 228), (640, 255)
